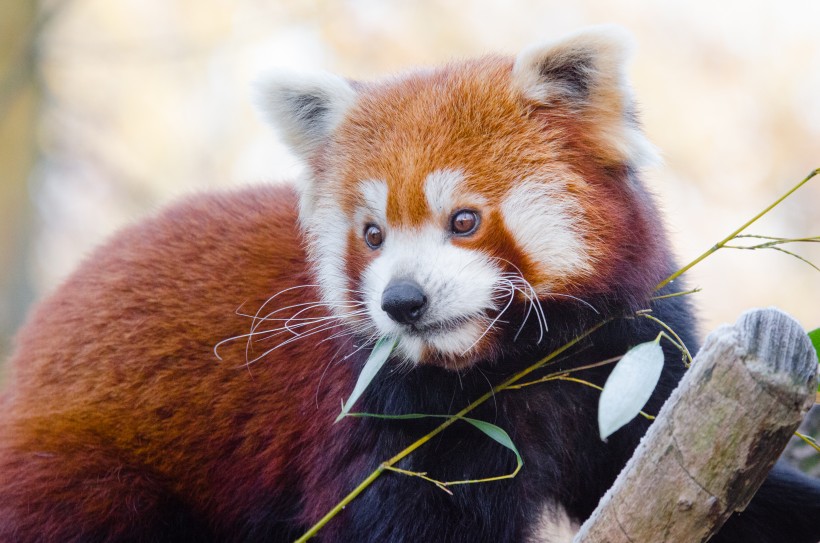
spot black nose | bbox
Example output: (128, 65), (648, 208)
(381, 280), (428, 325)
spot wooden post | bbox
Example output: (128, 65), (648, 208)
(574, 308), (818, 542)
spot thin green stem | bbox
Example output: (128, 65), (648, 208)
(548, 375), (655, 420)
(639, 313), (694, 367)
(507, 355), (623, 390)
(655, 168), (819, 291)
(295, 319), (611, 541)
(383, 466), (453, 495)
(722, 245), (820, 273)
(723, 235), (820, 252)
(385, 458), (523, 492)
(795, 432), (820, 454)
(299, 169), (820, 541)
(294, 467), (386, 542)
(733, 234), (819, 243)
(444, 462), (523, 486)
(650, 288), (702, 301)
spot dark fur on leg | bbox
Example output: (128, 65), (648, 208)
(712, 462), (820, 543)
(0, 432), (214, 543)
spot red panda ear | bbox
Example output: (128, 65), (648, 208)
(512, 25), (659, 168)
(253, 71), (357, 161)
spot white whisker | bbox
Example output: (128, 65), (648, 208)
(215, 287), (370, 362)
(342, 332), (380, 361)
(283, 306), (367, 336)
(461, 280), (516, 355)
(540, 292), (598, 313)
(506, 275), (547, 342)
(254, 300), (365, 325)
(263, 311), (368, 340)
(249, 284), (321, 336)
(243, 320), (351, 367)
(215, 309), (367, 351)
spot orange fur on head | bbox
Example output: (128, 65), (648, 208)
(255, 26), (665, 366)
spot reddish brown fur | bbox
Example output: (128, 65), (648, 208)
(0, 52), (667, 540)
(2, 34), (817, 543)
(0, 186), (364, 540)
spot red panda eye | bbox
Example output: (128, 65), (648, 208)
(450, 210), (480, 236)
(364, 224), (383, 249)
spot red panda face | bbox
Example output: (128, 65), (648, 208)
(255, 26), (661, 369)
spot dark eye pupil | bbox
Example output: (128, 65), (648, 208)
(365, 225), (383, 248)
(452, 211), (477, 234)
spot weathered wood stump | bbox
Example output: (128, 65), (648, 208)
(574, 308), (819, 542)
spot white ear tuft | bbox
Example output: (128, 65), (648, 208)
(513, 24), (635, 104)
(253, 70), (357, 161)
(513, 25), (659, 167)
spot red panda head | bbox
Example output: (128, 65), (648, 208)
(255, 26), (666, 369)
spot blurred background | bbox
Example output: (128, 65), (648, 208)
(1, 0), (818, 469)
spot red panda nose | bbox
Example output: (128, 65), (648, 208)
(381, 279), (428, 325)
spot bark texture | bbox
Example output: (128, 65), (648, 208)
(574, 307), (819, 543)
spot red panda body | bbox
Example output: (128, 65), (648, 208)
(0, 187), (337, 540)
(2, 27), (819, 542)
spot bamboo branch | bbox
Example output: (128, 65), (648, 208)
(298, 170), (819, 541)
(655, 168), (819, 291)
(294, 320), (611, 542)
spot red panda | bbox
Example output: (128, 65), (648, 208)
(1, 26), (818, 542)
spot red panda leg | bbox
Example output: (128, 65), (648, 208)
(0, 439), (211, 543)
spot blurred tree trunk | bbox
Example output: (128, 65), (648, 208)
(0, 0), (39, 364)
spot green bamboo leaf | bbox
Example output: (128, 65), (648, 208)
(349, 412), (522, 467)
(809, 328), (820, 364)
(462, 417), (523, 468)
(809, 328), (820, 393)
(335, 336), (397, 423)
(598, 340), (665, 440)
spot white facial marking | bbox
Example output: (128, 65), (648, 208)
(305, 201), (351, 309)
(528, 503), (580, 543)
(424, 169), (487, 217)
(424, 169), (463, 215)
(361, 226), (502, 363)
(355, 179), (388, 226)
(501, 178), (592, 289)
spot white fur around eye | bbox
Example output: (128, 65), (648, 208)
(424, 169), (464, 214)
(423, 169), (487, 218)
(355, 179), (388, 226)
(501, 179), (592, 288)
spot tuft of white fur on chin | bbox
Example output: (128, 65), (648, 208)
(385, 320), (491, 365)
(360, 226), (503, 365)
